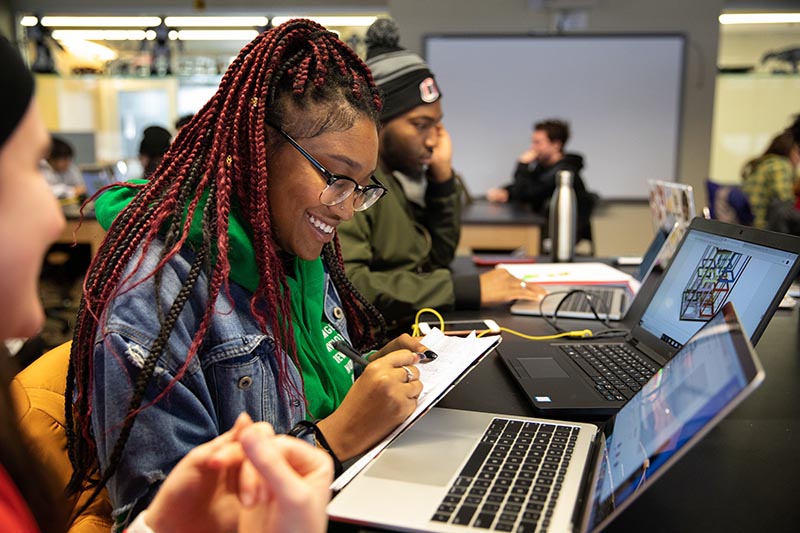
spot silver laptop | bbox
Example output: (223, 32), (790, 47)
(510, 223), (674, 321)
(328, 302), (763, 532)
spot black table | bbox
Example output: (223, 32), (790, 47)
(331, 299), (800, 532)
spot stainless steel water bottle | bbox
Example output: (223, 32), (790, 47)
(550, 170), (577, 262)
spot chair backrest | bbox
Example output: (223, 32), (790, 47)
(9, 342), (113, 533)
(706, 179), (755, 226)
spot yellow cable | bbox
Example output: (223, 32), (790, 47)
(411, 307), (593, 341)
(411, 308), (446, 336)
(477, 326), (593, 340)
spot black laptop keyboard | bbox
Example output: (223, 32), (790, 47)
(559, 343), (658, 401)
(558, 287), (617, 314)
(431, 417), (580, 532)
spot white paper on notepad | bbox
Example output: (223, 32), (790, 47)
(497, 261), (635, 285)
(330, 328), (501, 491)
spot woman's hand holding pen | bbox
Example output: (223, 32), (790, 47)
(317, 344), (424, 461)
(369, 333), (433, 362)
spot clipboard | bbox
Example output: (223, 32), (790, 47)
(330, 328), (502, 491)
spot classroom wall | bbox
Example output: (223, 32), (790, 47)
(389, 0), (722, 198)
(389, 0), (723, 256)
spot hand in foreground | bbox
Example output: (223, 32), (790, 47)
(427, 123), (454, 183)
(145, 413), (253, 533)
(479, 268), (547, 307)
(145, 413), (333, 533)
(237, 423), (333, 533)
(318, 348), (423, 460)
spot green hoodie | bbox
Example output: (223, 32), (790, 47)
(94, 182), (354, 419)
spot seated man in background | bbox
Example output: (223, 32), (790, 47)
(337, 18), (544, 333)
(41, 135), (85, 198)
(487, 119), (594, 243)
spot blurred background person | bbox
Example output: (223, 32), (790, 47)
(41, 135), (85, 198)
(174, 113), (194, 135)
(741, 129), (799, 229)
(138, 125), (171, 178)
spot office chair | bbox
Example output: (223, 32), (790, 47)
(705, 179), (754, 226)
(577, 190), (599, 256)
(10, 341), (114, 532)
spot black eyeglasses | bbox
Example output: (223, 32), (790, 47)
(270, 124), (387, 212)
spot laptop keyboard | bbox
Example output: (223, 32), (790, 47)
(559, 343), (658, 401)
(558, 287), (618, 314)
(431, 417), (580, 532)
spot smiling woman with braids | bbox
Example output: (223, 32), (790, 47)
(66, 19), (429, 528)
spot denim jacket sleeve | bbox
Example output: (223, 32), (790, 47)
(88, 241), (308, 523)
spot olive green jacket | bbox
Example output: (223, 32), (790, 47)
(337, 169), (479, 330)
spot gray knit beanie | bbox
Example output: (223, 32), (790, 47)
(365, 18), (441, 122)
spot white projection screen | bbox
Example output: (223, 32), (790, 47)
(425, 35), (685, 200)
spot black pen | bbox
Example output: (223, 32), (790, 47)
(332, 340), (371, 367)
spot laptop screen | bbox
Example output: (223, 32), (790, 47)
(637, 226), (797, 348)
(588, 303), (761, 529)
(82, 166), (112, 197)
(648, 180), (695, 233)
(634, 225), (669, 282)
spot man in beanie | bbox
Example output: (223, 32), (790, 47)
(338, 19), (544, 332)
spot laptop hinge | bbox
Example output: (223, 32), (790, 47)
(573, 430), (606, 533)
(628, 337), (667, 365)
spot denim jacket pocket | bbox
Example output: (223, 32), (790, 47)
(206, 336), (302, 434)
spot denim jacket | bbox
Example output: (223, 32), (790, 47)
(89, 239), (352, 521)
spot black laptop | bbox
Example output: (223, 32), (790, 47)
(499, 217), (800, 416)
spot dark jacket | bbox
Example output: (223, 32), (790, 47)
(507, 153), (594, 242)
(337, 169), (480, 332)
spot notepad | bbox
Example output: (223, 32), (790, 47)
(330, 328), (501, 491)
(497, 261), (635, 286)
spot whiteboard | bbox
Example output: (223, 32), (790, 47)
(425, 35), (685, 200)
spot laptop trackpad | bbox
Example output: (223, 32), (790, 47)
(364, 429), (476, 486)
(519, 357), (570, 378)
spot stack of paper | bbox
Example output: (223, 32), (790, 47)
(497, 261), (635, 286)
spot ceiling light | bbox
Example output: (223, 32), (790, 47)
(20, 16), (37, 26)
(719, 13), (800, 24)
(58, 38), (118, 61)
(51, 30), (147, 41)
(38, 16), (162, 28)
(164, 16), (268, 27)
(270, 16), (377, 27)
(175, 29), (259, 41)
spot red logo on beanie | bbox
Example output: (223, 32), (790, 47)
(419, 77), (440, 103)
